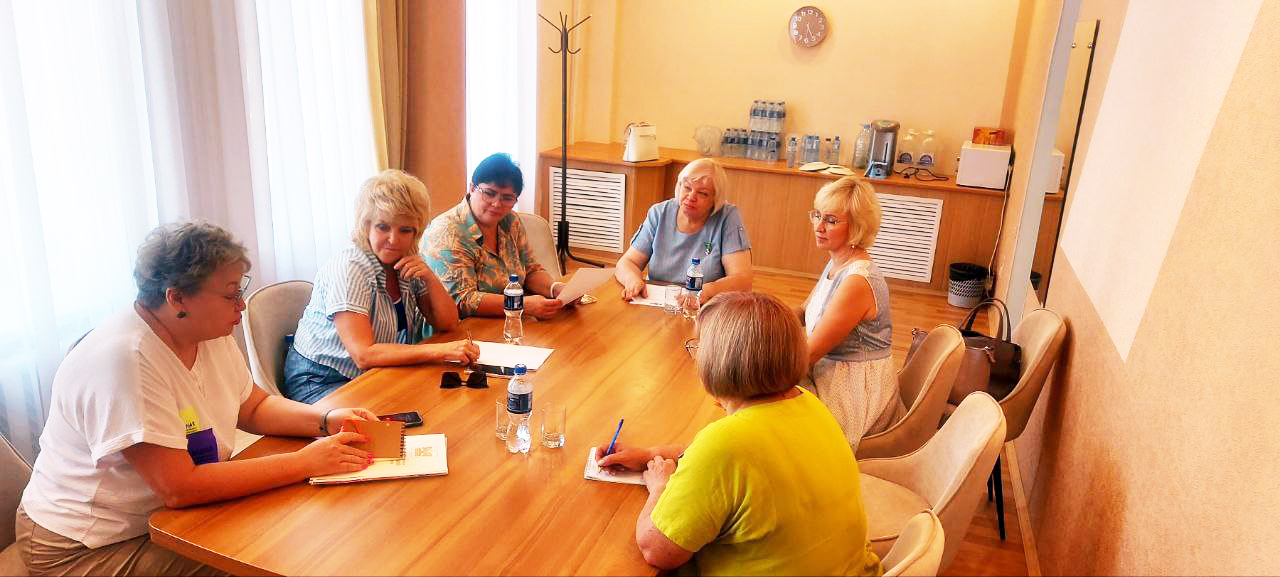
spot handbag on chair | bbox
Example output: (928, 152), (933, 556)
(907, 298), (1023, 402)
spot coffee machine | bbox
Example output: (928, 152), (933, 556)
(865, 120), (899, 179)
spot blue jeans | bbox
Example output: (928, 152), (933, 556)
(282, 347), (349, 404)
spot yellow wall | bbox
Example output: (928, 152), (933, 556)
(538, 0), (1020, 180)
(1015, 1), (1279, 573)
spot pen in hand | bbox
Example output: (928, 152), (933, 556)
(604, 418), (624, 456)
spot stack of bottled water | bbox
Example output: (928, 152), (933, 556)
(744, 100), (785, 162)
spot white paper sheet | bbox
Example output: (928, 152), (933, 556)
(476, 341), (555, 370)
(628, 283), (671, 308)
(583, 447), (645, 485)
(556, 267), (616, 304)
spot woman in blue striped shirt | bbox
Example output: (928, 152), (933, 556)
(283, 170), (480, 404)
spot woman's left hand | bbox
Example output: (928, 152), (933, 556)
(642, 456), (677, 494)
(394, 255), (435, 281)
(325, 407), (379, 434)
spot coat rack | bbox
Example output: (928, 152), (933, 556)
(540, 11), (604, 272)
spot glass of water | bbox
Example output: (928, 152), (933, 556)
(663, 285), (682, 315)
(495, 400), (507, 441)
(540, 403), (566, 449)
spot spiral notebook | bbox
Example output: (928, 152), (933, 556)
(310, 434), (448, 485)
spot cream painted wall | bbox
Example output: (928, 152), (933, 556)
(1019, 0), (1280, 573)
(538, 0), (1018, 179)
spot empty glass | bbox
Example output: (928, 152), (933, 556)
(540, 403), (566, 449)
(663, 285), (682, 315)
(495, 400), (507, 441)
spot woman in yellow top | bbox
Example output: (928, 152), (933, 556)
(598, 291), (882, 576)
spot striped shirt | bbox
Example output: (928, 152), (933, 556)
(424, 201), (545, 317)
(292, 247), (432, 380)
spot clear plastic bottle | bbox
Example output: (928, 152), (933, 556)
(504, 364), (532, 454)
(768, 134), (779, 162)
(895, 129), (918, 173)
(502, 274), (523, 345)
(916, 129), (937, 169)
(682, 257), (703, 319)
(777, 101), (787, 135)
(830, 136), (842, 166)
(853, 123), (872, 169)
(786, 136), (798, 168)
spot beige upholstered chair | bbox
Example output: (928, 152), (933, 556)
(517, 212), (562, 281)
(880, 510), (945, 577)
(859, 392), (1006, 572)
(858, 325), (965, 460)
(243, 280), (314, 396)
(1, 433), (32, 576)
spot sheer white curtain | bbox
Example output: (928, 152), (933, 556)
(465, 0), (537, 213)
(0, 0), (376, 461)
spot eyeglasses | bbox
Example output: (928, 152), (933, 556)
(684, 337), (699, 359)
(897, 166), (950, 182)
(476, 186), (519, 205)
(808, 210), (843, 226)
(440, 370), (488, 389)
(225, 275), (251, 304)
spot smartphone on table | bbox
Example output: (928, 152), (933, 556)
(378, 411), (424, 428)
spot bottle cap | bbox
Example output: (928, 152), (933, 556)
(508, 273), (519, 282)
(513, 363), (527, 375)
(691, 257), (701, 265)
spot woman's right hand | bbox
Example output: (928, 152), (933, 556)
(620, 279), (647, 301)
(431, 340), (480, 364)
(596, 443), (652, 471)
(295, 431), (371, 477)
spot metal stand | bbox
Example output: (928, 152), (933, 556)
(540, 11), (604, 273)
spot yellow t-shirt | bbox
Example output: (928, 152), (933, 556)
(650, 388), (882, 576)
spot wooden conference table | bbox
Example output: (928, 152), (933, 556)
(149, 282), (722, 576)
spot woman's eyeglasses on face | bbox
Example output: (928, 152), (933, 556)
(684, 337), (699, 359)
(225, 275), (251, 304)
(477, 187), (519, 205)
(808, 210), (843, 226)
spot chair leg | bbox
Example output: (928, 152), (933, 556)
(992, 456), (1006, 540)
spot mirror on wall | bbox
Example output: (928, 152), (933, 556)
(1031, 19), (1100, 304)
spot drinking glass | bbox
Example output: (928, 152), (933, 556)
(540, 403), (566, 449)
(495, 400), (508, 441)
(663, 285), (682, 315)
(681, 289), (700, 319)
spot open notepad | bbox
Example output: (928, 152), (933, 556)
(310, 434), (448, 485)
(627, 284), (670, 308)
(583, 446), (645, 486)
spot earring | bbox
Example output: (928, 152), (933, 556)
(176, 311), (187, 319)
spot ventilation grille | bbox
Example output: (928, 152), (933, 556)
(548, 167), (626, 252)
(866, 193), (944, 283)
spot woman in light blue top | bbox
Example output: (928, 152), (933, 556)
(800, 176), (905, 449)
(614, 158), (752, 306)
(284, 170), (479, 404)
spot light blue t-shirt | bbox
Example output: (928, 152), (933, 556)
(629, 200), (751, 284)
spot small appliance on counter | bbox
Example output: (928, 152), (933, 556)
(622, 122), (659, 162)
(864, 120), (899, 179)
(956, 140), (1013, 189)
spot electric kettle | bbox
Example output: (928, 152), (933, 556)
(623, 122), (659, 162)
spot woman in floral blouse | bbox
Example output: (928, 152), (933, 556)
(424, 153), (568, 319)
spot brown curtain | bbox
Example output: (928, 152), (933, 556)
(364, 0), (409, 170)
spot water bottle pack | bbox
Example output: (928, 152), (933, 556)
(719, 100), (786, 162)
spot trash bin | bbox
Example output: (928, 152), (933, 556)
(947, 263), (988, 308)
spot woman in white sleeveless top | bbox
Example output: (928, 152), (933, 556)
(799, 177), (905, 449)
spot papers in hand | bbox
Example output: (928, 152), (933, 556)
(475, 341), (555, 371)
(583, 446), (645, 486)
(627, 284), (669, 308)
(310, 434), (447, 485)
(555, 267), (616, 304)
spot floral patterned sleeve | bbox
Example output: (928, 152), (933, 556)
(425, 221), (485, 317)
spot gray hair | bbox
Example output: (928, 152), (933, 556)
(134, 221), (250, 308)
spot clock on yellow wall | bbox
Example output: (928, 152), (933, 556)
(789, 6), (828, 48)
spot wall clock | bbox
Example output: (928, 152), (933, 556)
(789, 6), (828, 48)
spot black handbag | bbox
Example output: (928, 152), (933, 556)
(958, 298), (1022, 400)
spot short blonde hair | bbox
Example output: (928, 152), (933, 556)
(695, 291), (807, 400)
(351, 169), (432, 252)
(674, 158), (730, 215)
(814, 176), (881, 248)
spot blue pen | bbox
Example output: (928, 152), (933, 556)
(604, 418), (625, 456)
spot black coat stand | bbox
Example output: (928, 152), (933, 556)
(540, 12), (604, 273)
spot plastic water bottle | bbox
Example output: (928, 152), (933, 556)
(682, 257), (704, 318)
(853, 123), (872, 169)
(505, 364), (532, 454)
(830, 136), (842, 166)
(786, 136), (798, 168)
(503, 274), (523, 345)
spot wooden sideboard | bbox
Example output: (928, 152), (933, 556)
(537, 142), (1023, 294)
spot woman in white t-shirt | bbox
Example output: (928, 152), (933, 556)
(16, 222), (379, 576)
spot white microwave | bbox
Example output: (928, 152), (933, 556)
(956, 141), (1012, 190)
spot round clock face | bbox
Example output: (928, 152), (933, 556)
(789, 6), (828, 48)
